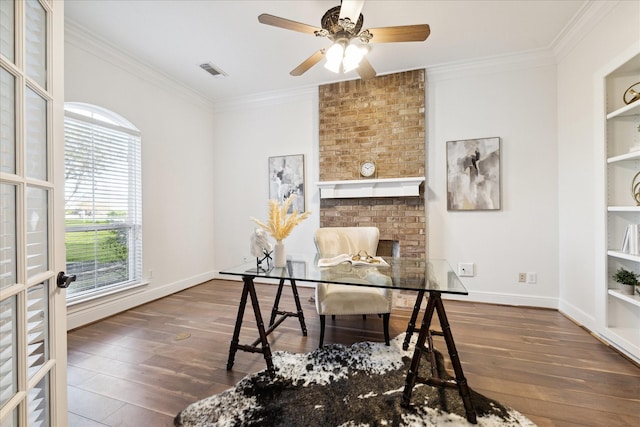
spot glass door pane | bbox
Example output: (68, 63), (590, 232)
(0, 67), (15, 174)
(26, 186), (48, 278)
(25, 0), (46, 89)
(25, 88), (47, 181)
(0, 297), (17, 407)
(0, 407), (17, 427)
(0, 0), (14, 63)
(28, 374), (49, 426)
(0, 184), (17, 289)
(27, 282), (49, 377)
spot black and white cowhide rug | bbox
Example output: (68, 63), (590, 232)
(174, 335), (536, 427)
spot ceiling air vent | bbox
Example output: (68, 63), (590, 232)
(199, 62), (227, 78)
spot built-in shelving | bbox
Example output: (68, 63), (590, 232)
(601, 50), (640, 363)
(316, 177), (425, 199)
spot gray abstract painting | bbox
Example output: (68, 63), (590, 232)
(447, 137), (501, 210)
(269, 154), (305, 213)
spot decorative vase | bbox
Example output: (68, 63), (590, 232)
(620, 284), (635, 295)
(274, 240), (286, 268)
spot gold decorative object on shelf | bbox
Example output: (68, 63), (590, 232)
(623, 82), (640, 105)
(632, 171), (640, 205)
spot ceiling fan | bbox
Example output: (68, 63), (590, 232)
(258, 0), (430, 80)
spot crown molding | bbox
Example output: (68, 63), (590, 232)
(550, 0), (620, 61)
(65, 19), (215, 112)
(211, 85), (318, 113)
(426, 49), (556, 83)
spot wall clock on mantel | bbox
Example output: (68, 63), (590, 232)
(359, 160), (376, 178)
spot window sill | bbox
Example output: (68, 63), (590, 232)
(66, 280), (149, 307)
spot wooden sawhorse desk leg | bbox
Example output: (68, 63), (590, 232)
(403, 289), (425, 350)
(226, 275), (275, 376)
(269, 277), (308, 336)
(227, 272), (308, 377)
(402, 292), (477, 424)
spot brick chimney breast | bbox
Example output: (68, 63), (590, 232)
(318, 69), (426, 258)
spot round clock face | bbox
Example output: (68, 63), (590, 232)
(360, 161), (376, 177)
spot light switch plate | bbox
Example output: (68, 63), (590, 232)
(457, 262), (475, 277)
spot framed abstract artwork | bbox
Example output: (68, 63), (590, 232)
(446, 137), (501, 210)
(268, 154), (305, 213)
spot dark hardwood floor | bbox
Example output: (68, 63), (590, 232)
(67, 279), (640, 427)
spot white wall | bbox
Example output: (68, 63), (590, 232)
(427, 56), (560, 307)
(557, 1), (640, 331)
(65, 22), (217, 328)
(211, 92), (321, 272)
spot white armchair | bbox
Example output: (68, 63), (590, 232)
(314, 227), (393, 347)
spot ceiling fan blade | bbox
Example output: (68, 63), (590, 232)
(290, 50), (325, 76)
(357, 57), (376, 80)
(366, 24), (431, 43)
(258, 13), (321, 35)
(339, 0), (365, 22)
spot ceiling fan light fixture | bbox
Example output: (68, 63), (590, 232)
(258, 1), (430, 79)
(343, 43), (367, 72)
(324, 41), (345, 73)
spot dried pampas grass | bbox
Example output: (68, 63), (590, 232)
(251, 195), (311, 241)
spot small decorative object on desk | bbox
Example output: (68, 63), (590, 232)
(251, 195), (311, 268)
(623, 82), (640, 105)
(612, 267), (638, 295)
(318, 252), (389, 267)
(250, 229), (273, 272)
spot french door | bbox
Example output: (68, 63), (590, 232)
(0, 1), (67, 426)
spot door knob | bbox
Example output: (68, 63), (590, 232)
(57, 271), (77, 288)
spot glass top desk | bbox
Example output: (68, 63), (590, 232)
(219, 254), (477, 424)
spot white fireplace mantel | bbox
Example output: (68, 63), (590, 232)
(316, 177), (425, 199)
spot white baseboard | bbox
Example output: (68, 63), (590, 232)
(66, 271), (216, 330)
(557, 297), (596, 330)
(393, 289), (558, 309)
(442, 290), (558, 309)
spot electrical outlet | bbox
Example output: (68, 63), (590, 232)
(526, 272), (537, 284)
(457, 262), (474, 277)
(518, 273), (526, 283)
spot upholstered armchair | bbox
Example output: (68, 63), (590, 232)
(314, 227), (393, 347)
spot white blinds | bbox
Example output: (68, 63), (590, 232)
(64, 108), (142, 298)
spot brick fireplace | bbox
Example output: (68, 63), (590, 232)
(318, 69), (427, 258)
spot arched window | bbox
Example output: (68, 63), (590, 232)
(64, 103), (142, 301)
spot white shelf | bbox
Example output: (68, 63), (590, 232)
(607, 250), (640, 262)
(608, 288), (640, 307)
(607, 100), (640, 120)
(316, 177), (424, 199)
(608, 206), (640, 212)
(607, 151), (640, 163)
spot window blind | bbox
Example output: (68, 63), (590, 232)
(64, 107), (142, 300)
